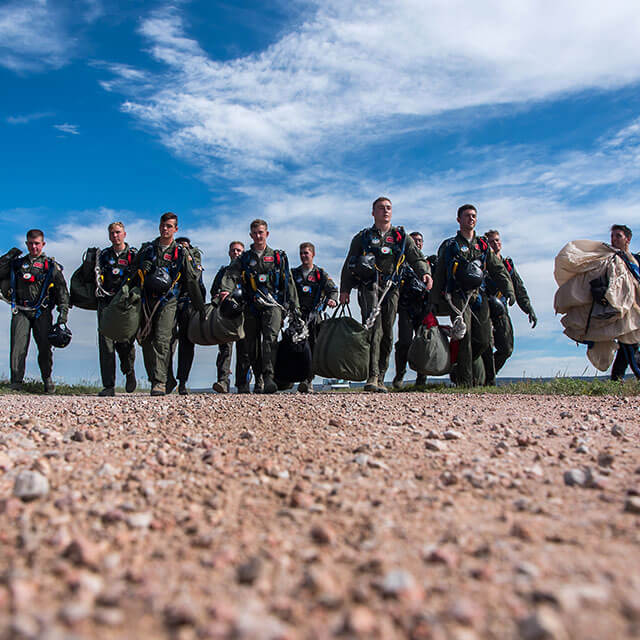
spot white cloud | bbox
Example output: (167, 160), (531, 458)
(6, 111), (54, 124)
(0, 0), (102, 72)
(107, 0), (640, 176)
(53, 123), (80, 135)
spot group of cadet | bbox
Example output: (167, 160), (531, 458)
(0, 198), (554, 395)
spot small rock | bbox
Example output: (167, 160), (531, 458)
(425, 440), (446, 452)
(344, 606), (377, 634)
(63, 537), (102, 569)
(440, 471), (458, 486)
(597, 451), (614, 468)
(380, 569), (420, 600)
(518, 606), (569, 640)
(353, 453), (368, 466)
(94, 607), (124, 626)
(624, 496), (640, 514)
(59, 599), (92, 625)
(444, 429), (463, 440)
(310, 523), (335, 545)
(70, 430), (85, 442)
(126, 512), (152, 529)
(236, 556), (262, 585)
(576, 444), (589, 454)
(563, 468), (588, 487)
(424, 546), (457, 567)
(449, 597), (485, 627)
(611, 424), (625, 438)
(511, 522), (534, 542)
(13, 470), (49, 501)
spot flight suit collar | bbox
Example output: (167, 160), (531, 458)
(455, 231), (477, 247)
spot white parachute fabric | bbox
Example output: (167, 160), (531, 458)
(553, 240), (640, 370)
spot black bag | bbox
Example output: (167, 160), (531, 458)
(187, 303), (245, 345)
(408, 322), (451, 376)
(275, 331), (312, 383)
(0, 248), (21, 299)
(70, 248), (99, 310)
(312, 305), (370, 381)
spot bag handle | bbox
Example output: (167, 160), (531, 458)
(332, 302), (352, 318)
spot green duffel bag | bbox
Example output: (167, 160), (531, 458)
(99, 283), (142, 342)
(312, 305), (370, 381)
(408, 322), (451, 376)
(187, 303), (245, 345)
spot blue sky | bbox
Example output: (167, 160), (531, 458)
(2, 0), (640, 385)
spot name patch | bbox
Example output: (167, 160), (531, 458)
(263, 256), (274, 262)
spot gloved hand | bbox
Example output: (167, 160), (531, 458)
(528, 311), (537, 328)
(505, 294), (515, 306)
(141, 260), (153, 274)
(7, 247), (22, 259)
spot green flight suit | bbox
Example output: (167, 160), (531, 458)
(220, 245), (299, 381)
(210, 264), (250, 388)
(96, 244), (137, 389)
(432, 232), (514, 387)
(485, 256), (536, 377)
(1, 253), (69, 384)
(292, 264), (339, 386)
(135, 239), (195, 387)
(340, 225), (428, 385)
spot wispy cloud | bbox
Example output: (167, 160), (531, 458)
(6, 111), (54, 125)
(107, 1), (640, 177)
(0, 0), (103, 72)
(53, 123), (80, 135)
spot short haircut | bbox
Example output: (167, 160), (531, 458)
(229, 240), (245, 250)
(26, 229), (44, 241)
(611, 224), (632, 240)
(485, 229), (500, 238)
(250, 219), (268, 231)
(299, 242), (315, 254)
(457, 204), (477, 217)
(372, 196), (392, 209)
(175, 236), (191, 246)
(160, 211), (178, 225)
(409, 231), (423, 239)
(108, 221), (125, 232)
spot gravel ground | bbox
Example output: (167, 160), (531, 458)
(1, 392), (639, 640)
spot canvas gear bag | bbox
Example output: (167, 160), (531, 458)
(70, 248), (100, 310)
(187, 303), (245, 346)
(312, 304), (370, 381)
(98, 283), (142, 342)
(275, 329), (312, 384)
(408, 313), (451, 376)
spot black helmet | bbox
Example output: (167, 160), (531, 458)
(348, 254), (377, 284)
(144, 267), (172, 296)
(456, 258), (484, 291)
(400, 272), (427, 305)
(488, 294), (506, 319)
(220, 286), (244, 318)
(48, 323), (72, 348)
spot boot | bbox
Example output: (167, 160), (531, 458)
(151, 383), (165, 396)
(263, 376), (277, 394)
(125, 371), (137, 393)
(415, 373), (427, 387)
(212, 380), (229, 394)
(364, 377), (378, 392)
(392, 374), (404, 390)
(236, 384), (250, 394)
(98, 387), (115, 397)
(297, 381), (309, 393)
(377, 377), (388, 393)
(178, 382), (189, 395)
(10, 382), (22, 391)
(43, 378), (55, 394)
(165, 378), (177, 394)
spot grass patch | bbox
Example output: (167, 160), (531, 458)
(0, 378), (103, 395)
(396, 377), (640, 396)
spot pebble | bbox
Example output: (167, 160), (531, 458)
(563, 468), (588, 487)
(126, 512), (153, 529)
(611, 424), (625, 437)
(624, 497), (640, 514)
(518, 607), (569, 640)
(13, 470), (50, 501)
(444, 429), (463, 440)
(380, 569), (420, 600)
(236, 556), (262, 585)
(597, 451), (614, 468)
(310, 523), (335, 545)
(425, 440), (446, 452)
(344, 605), (377, 634)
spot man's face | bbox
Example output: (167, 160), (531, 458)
(487, 233), (502, 254)
(411, 234), (423, 251)
(250, 224), (269, 247)
(228, 243), (244, 260)
(26, 235), (45, 257)
(300, 246), (314, 266)
(372, 200), (392, 227)
(159, 218), (178, 242)
(457, 208), (477, 234)
(611, 229), (630, 251)
(109, 225), (126, 248)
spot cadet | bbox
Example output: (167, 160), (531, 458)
(96, 222), (138, 397)
(393, 231), (429, 389)
(1, 229), (69, 393)
(166, 237), (206, 395)
(431, 205), (514, 387)
(219, 219), (299, 394)
(211, 240), (251, 393)
(292, 242), (339, 393)
(608, 224), (640, 380)
(135, 212), (197, 396)
(483, 229), (537, 383)
(340, 197), (431, 392)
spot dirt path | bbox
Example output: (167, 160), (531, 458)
(1, 393), (639, 639)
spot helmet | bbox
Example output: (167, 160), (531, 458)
(488, 294), (506, 320)
(456, 258), (484, 291)
(48, 323), (72, 348)
(220, 286), (244, 318)
(348, 254), (377, 284)
(400, 271), (427, 306)
(144, 267), (172, 296)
